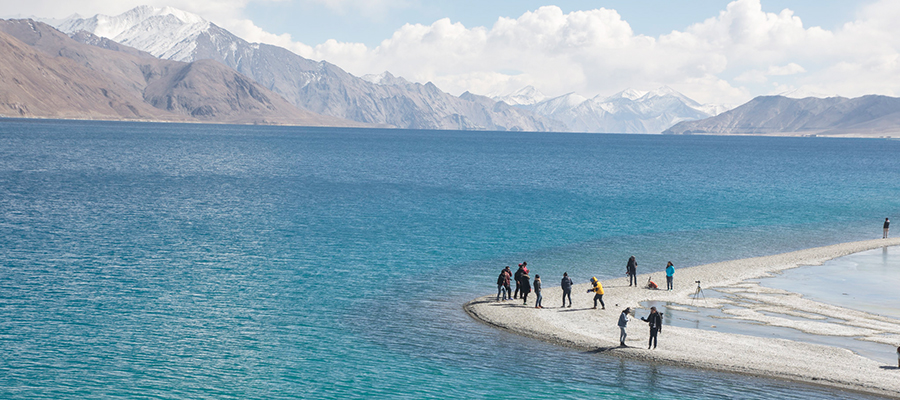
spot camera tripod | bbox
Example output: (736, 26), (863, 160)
(691, 280), (705, 305)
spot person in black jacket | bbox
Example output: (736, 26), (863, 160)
(561, 272), (573, 307)
(641, 307), (663, 349)
(533, 275), (543, 309)
(520, 272), (531, 305)
(626, 256), (638, 287)
(513, 265), (525, 299)
(885, 218), (891, 239)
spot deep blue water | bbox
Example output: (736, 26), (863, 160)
(1, 119), (899, 399)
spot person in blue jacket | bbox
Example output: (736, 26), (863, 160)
(665, 261), (675, 291)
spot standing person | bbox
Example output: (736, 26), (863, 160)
(885, 218), (891, 239)
(561, 272), (573, 308)
(534, 275), (543, 309)
(641, 307), (663, 349)
(626, 256), (638, 287)
(502, 266), (512, 300)
(618, 308), (631, 346)
(513, 264), (525, 299)
(586, 277), (605, 309)
(497, 268), (511, 301)
(665, 262), (675, 291)
(520, 271), (531, 305)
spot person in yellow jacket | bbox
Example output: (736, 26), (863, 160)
(586, 277), (605, 309)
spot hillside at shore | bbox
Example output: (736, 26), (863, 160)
(0, 19), (362, 127)
(664, 95), (900, 137)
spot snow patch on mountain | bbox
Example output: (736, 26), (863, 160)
(778, 87), (840, 99)
(361, 71), (411, 86)
(495, 86), (547, 106)
(57, 5), (208, 62)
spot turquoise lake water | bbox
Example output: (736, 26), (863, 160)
(1, 119), (899, 399)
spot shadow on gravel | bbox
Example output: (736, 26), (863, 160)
(585, 345), (628, 353)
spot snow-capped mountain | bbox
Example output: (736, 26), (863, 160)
(57, 6), (208, 61)
(0, 18), (353, 126)
(493, 86), (548, 106)
(498, 86), (724, 133)
(55, 6), (558, 132)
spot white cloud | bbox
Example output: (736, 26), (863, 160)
(767, 63), (806, 76)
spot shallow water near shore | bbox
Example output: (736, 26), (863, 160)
(762, 246), (900, 320)
(642, 246), (900, 366)
(2, 119), (900, 399)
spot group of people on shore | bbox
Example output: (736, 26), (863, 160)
(496, 256), (677, 307)
(495, 256), (677, 349)
(626, 256), (676, 291)
(496, 262), (544, 308)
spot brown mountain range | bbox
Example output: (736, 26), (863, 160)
(0, 19), (362, 127)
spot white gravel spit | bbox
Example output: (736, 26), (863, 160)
(465, 238), (900, 398)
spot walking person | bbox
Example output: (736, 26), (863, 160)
(520, 271), (531, 305)
(618, 308), (631, 346)
(513, 264), (525, 299)
(885, 218), (891, 239)
(641, 307), (663, 349)
(534, 275), (543, 309)
(626, 256), (638, 287)
(561, 272), (573, 308)
(665, 261), (675, 291)
(586, 277), (605, 309)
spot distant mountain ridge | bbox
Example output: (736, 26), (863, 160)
(56, 6), (560, 132)
(0, 18), (357, 126)
(497, 86), (725, 133)
(663, 95), (900, 137)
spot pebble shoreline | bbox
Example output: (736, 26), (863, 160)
(465, 238), (900, 398)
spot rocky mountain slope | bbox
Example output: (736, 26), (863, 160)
(498, 86), (724, 134)
(57, 6), (559, 131)
(0, 19), (355, 126)
(663, 95), (900, 137)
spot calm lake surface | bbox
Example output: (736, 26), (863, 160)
(1, 119), (899, 399)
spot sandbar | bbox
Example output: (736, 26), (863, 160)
(465, 238), (900, 398)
